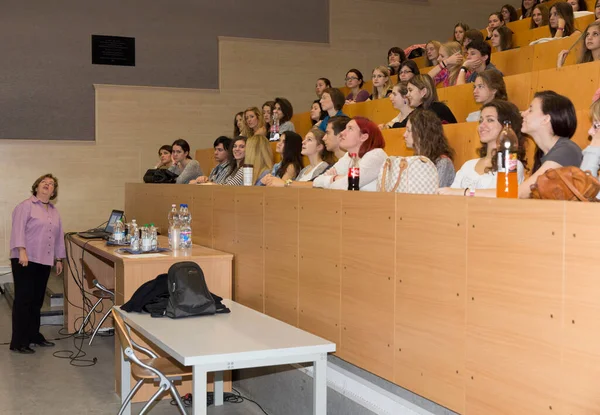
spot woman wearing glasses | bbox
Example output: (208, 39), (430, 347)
(580, 97), (600, 190)
(369, 66), (393, 100)
(9, 174), (65, 354)
(397, 60), (420, 83)
(344, 69), (370, 104)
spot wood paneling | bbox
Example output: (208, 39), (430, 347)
(212, 186), (236, 254)
(492, 46), (534, 77)
(533, 61), (600, 110)
(562, 202), (600, 415)
(264, 188), (299, 326)
(466, 198), (564, 415)
(395, 195), (467, 413)
(234, 187), (265, 312)
(298, 190), (342, 345)
(505, 71), (534, 111)
(340, 192), (395, 381)
(190, 186), (214, 248)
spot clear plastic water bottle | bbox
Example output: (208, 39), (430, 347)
(168, 204), (179, 249)
(113, 219), (125, 243)
(141, 225), (152, 252)
(130, 219), (138, 244)
(179, 204), (192, 249)
(150, 223), (158, 250)
(130, 228), (140, 251)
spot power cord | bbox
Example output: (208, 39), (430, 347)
(170, 388), (269, 414)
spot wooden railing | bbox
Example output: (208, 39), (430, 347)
(125, 184), (600, 415)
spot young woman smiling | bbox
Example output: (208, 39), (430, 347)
(530, 4), (549, 29)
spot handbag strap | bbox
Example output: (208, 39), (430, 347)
(554, 168), (588, 202)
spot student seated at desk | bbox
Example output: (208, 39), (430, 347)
(344, 69), (370, 104)
(221, 137), (247, 186)
(568, 0), (588, 12)
(398, 60), (419, 83)
(519, 91), (583, 198)
(463, 30), (484, 48)
(530, 4), (549, 29)
(387, 47), (407, 76)
(457, 40), (503, 85)
(424, 40), (441, 67)
(262, 101), (275, 133)
(380, 82), (412, 129)
(189, 136), (232, 185)
(521, 0), (539, 20)
(395, 75), (457, 128)
(273, 97), (296, 133)
(557, 21), (600, 68)
(369, 66), (393, 100)
(316, 88), (347, 132)
(313, 117), (387, 191)
(262, 129), (333, 187)
(580, 97), (600, 191)
(595, 0), (600, 20)
(491, 26), (514, 52)
(466, 70), (508, 122)
(428, 41), (463, 87)
(453, 23), (470, 49)
(233, 112), (244, 137)
(310, 100), (326, 126)
(155, 145), (172, 169)
(271, 131), (303, 181)
(403, 109), (456, 187)
(168, 139), (203, 184)
(549, 2), (580, 38)
(246, 135), (274, 186)
(439, 100), (527, 196)
(241, 107), (267, 137)
(502, 4), (519, 23)
(315, 77), (332, 99)
(485, 12), (505, 40)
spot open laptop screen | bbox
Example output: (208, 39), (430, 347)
(105, 210), (124, 233)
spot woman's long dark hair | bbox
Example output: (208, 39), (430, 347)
(478, 100), (528, 173)
(224, 136), (246, 179)
(550, 2), (577, 37)
(275, 131), (304, 178)
(408, 109), (454, 162)
(521, 0), (540, 18)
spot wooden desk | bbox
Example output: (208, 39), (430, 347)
(116, 301), (335, 415)
(64, 234), (233, 402)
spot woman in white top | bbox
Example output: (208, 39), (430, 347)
(438, 100), (527, 197)
(314, 117), (387, 191)
(380, 82), (413, 129)
(466, 70), (508, 122)
(580, 97), (600, 198)
(263, 129), (334, 187)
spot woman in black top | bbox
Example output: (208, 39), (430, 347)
(393, 74), (457, 128)
(519, 91), (582, 198)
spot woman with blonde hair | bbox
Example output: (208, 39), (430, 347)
(557, 21), (600, 68)
(428, 41), (463, 87)
(369, 66), (393, 100)
(244, 135), (274, 185)
(530, 4), (549, 29)
(424, 41), (442, 66)
(395, 75), (457, 128)
(241, 107), (267, 137)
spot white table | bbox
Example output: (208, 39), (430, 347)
(115, 301), (336, 415)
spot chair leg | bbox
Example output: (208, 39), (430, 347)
(88, 306), (113, 346)
(168, 382), (188, 415)
(78, 297), (103, 334)
(138, 385), (168, 415)
(117, 379), (144, 415)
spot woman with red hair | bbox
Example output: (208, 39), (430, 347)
(314, 116), (387, 191)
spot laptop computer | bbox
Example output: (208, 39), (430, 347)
(78, 210), (124, 239)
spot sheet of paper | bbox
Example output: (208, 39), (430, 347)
(122, 253), (168, 258)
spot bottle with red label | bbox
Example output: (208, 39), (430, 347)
(348, 153), (360, 191)
(496, 120), (519, 198)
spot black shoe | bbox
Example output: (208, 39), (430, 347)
(31, 340), (55, 347)
(10, 346), (35, 354)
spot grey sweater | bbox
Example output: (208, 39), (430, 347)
(169, 160), (203, 184)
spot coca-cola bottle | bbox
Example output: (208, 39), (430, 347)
(269, 114), (280, 142)
(348, 153), (360, 191)
(496, 120), (519, 198)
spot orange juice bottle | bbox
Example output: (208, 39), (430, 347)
(496, 121), (519, 198)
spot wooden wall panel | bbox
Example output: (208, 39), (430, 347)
(298, 190), (342, 345)
(466, 198), (564, 415)
(194, 148), (217, 177)
(491, 46), (534, 77)
(562, 203), (600, 415)
(395, 195), (467, 414)
(264, 188), (299, 326)
(234, 187), (265, 312)
(190, 186), (214, 248)
(340, 192), (395, 381)
(444, 122), (479, 172)
(505, 72), (534, 112)
(533, 61), (600, 110)
(211, 187), (236, 255)
(381, 129), (414, 158)
(443, 83), (479, 123)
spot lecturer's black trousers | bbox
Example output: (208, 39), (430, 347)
(10, 259), (51, 349)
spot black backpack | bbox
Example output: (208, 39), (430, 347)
(143, 168), (179, 184)
(165, 261), (230, 319)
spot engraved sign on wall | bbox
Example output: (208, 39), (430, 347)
(91, 35), (135, 66)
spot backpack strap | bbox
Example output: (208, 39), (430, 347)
(555, 168), (588, 202)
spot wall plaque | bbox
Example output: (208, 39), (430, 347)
(92, 35), (135, 66)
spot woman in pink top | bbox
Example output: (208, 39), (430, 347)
(9, 174), (65, 354)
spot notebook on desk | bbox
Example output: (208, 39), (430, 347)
(78, 210), (124, 239)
